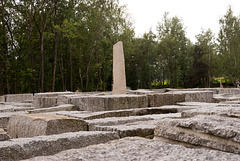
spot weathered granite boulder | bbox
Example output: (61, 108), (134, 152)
(167, 91), (213, 102)
(26, 137), (240, 161)
(27, 104), (78, 113)
(0, 131), (119, 160)
(7, 113), (88, 138)
(148, 93), (185, 107)
(154, 115), (240, 154)
(32, 92), (73, 108)
(5, 94), (33, 103)
(181, 106), (240, 118)
(69, 94), (148, 112)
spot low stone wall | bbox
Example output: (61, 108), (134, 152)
(154, 115), (240, 154)
(167, 91), (213, 103)
(5, 94), (33, 103)
(148, 93), (185, 107)
(69, 95), (148, 112)
(0, 131), (120, 160)
(32, 92), (73, 108)
(7, 113), (88, 138)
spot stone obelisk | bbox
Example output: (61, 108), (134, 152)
(112, 41), (126, 95)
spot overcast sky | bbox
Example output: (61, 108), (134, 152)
(119, 0), (240, 42)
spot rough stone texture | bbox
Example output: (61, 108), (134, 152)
(0, 131), (119, 160)
(0, 96), (5, 102)
(154, 115), (240, 154)
(0, 103), (34, 113)
(27, 104), (78, 113)
(5, 94), (33, 103)
(69, 94), (148, 112)
(181, 106), (240, 118)
(51, 106), (184, 120)
(168, 91), (213, 103)
(0, 112), (25, 128)
(89, 113), (180, 138)
(213, 94), (240, 102)
(7, 113), (88, 138)
(32, 92), (73, 108)
(148, 93), (185, 107)
(112, 41), (126, 95)
(0, 128), (10, 141)
(33, 97), (58, 108)
(26, 137), (240, 161)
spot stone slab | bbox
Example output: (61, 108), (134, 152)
(213, 94), (240, 102)
(69, 94), (148, 112)
(32, 92), (73, 108)
(27, 104), (78, 113)
(52, 106), (184, 120)
(168, 91), (213, 103)
(91, 113), (180, 138)
(26, 137), (240, 161)
(7, 113), (88, 138)
(0, 112), (25, 128)
(0, 104), (35, 113)
(154, 115), (240, 154)
(148, 93), (185, 107)
(5, 94), (33, 103)
(181, 106), (240, 118)
(0, 131), (119, 160)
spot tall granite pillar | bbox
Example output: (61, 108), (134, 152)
(112, 41), (126, 95)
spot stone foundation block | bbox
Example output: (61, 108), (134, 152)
(0, 131), (119, 160)
(5, 94), (33, 103)
(154, 115), (240, 154)
(7, 113), (88, 138)
(70, 95), (148, 112)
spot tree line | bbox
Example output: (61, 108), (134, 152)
(0, 0), (239, 95)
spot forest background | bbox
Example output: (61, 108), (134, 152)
(1, 0), (240, 95)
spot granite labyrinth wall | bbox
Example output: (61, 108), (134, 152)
(0, 88), (240, 160)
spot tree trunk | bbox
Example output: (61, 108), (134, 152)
(52, 0), (58, 92)
(85, 40), (97, 91)
(68, 39), (73, 91)
(29, 1), (35, 93)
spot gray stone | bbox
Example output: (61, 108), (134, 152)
(181, 105), (240, 118)
(112, 41), (126, 95)
(0, 131), (119, 160)
(7, 113), (88, 138)
(27, 104), (78, 114)
(0, 128), (10, 141)
(168, 91), (213, 102)
(148, 93), (185, 107)
(0, 112), (25, 128)
(32, 92), (73, 108)
(5, 94), (33, 103)
(154, 115), (240, 154)
(69, 94), (148, 112)
(91, 113), (180, 138)
(26, 137), (240, 161)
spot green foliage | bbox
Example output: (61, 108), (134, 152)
(1, 2), (239, 94)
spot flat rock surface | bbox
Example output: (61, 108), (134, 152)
(25, 137), (240, 161)
(7, 113), (88, 138)
(154, 115), (240, 154)
(91, 113), (180, 138)
(0, 131), (119, 160)
(181, 106), (240, 117)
